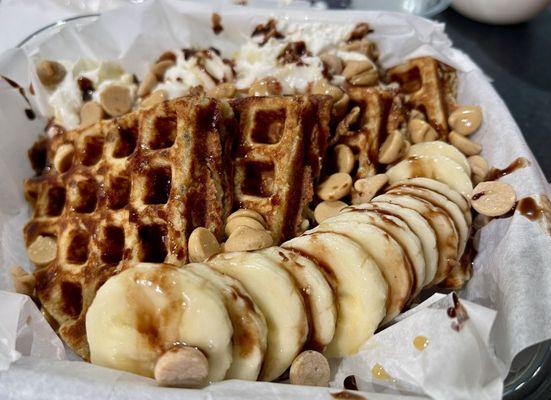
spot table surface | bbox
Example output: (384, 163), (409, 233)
(436, 7), (551, 181)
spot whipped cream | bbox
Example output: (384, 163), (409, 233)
(234, 21), (360, 94)
(156, 49), (234, 98)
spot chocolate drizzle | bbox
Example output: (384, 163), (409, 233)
(77, 76), (94, 102)
(212, 12), (223, 35)
(486, 157), (530, 181)
(251, 19), (284, 46)
(515, 195), (551, 236)
(446, 292), (469, 331)
(2, 75), (36, 120)
(277, 41), (311, 66)
(343, 375), (359, 390)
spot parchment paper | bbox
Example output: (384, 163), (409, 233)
(0, 1), (550, 399)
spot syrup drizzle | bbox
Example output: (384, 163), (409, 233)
(2, 75), (36, 120)
(486, 157), (530, 181)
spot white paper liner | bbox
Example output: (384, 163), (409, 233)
(0, 1), (550, 399)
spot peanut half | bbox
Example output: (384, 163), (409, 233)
(188, 227), (221, 263)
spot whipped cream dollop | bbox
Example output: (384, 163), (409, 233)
(234, 21), (363, 94)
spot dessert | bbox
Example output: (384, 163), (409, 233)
(16, 13), (525, 391)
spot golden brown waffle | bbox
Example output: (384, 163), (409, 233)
(386, 57), (457, 137)
(23, 96), (232, 359)
(230, 95), (332, 243)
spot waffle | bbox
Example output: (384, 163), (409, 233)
(386, 57), (457, 137)
(23, 96), (232, 359)
(230, 95), (332, 243)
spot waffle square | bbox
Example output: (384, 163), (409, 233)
(230, 95), (331, 242)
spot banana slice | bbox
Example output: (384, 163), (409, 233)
(314, 219), (412, 323)
(373, 194), (459, 286)
(185, 263), (268, 381)
(207, 252), (308, 381)
(386, 185), (469, 257)
(259, 247), (337, 352)
(86, 263), (233, 381)
(394, 177), (472, 225)
(386, 155), (473, 197)
(407, 141), (471, 175)
(345, 202), (438, 288)
(283, 232), (387, 357)
(331, 208), (426, 297)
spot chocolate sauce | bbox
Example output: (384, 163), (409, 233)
(77, 76), (94, 102)
(343, 375), (359, 391)
(277, 41), (310, 65)
(251, 19), (284, 45)
(517, 197), (541, 221)
(331, 391), (366, 400)
(212, 12), (223, 35)
(28, 136), (49, 174)
(486, 157), (530, 181)
(471, 191), (484, 201)
(446, 292), (469, 331)
(2, 75), (36, 120)
(515, 195), (551, 235)
(347, 22), (373, 43)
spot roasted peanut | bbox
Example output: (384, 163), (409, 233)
(188, 227), (221, 262)
(224, 225), (273, 252)
(353, 174), (389, 203)
(342, 60), (378, 86)
(408, 119), (438, 144)
(224, 216), (265, 237)
(311, 79), (344, 101)
(378, 130), (407, 164)
(206, 83), (236, 99)
(314, 200), (347, 224)
(333, 144), (355, 174)
(137, 71), (158, 97)
(316, 173), (353, 201)
(227, 209), (266, 226)
(248, 77), (282, 96)
(141, 89), (168, 109)
(343, 38), (379, 60)
(448, 105), (482, 136)
(150, 59), (175, 80)
(320, 53), (343, 76)
(449, 131), (482, 156)
(468, 155), (489, 185)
